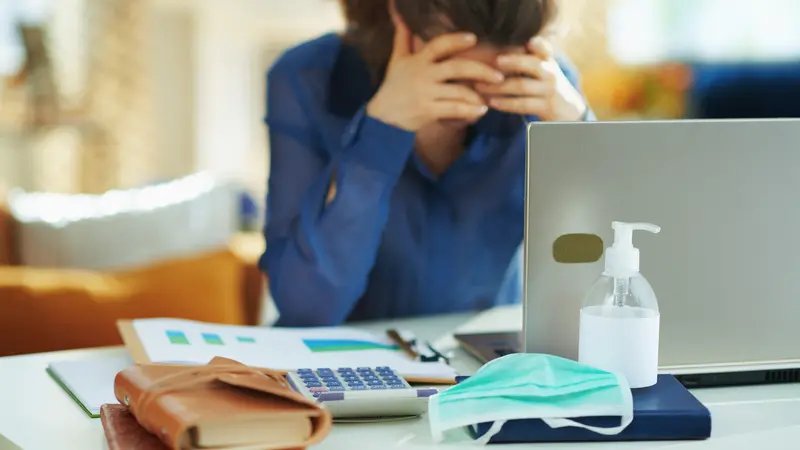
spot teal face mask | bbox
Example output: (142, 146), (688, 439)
(428, 354), (634, 444)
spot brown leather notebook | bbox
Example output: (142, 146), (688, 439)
(111, 357), (332, 449)
(101, 404), (169, 450)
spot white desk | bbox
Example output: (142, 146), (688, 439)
(2, 305), (800, 449)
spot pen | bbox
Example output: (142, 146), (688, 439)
(416, 342), (439, 362)
(386, 329), (419, 360)
(399, 330), (419, 352)
(424, 341), (450, 365)
(317, 388), (439, 402)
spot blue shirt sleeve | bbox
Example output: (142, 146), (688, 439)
(262, 63), (415, 327)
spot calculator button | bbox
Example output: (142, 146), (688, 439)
(350, 385), (367, 390)
(390, 384), (406, 389)
(328, 386), (346, 392)
(309, 387), (328, 393)
(367, 380), (384, 387)
(325, 381), (343, 387)
(362, 375), (379, 381)
(342, 376), (360, 383)
(297, 369), (313, 374)
(320, 376), (338, 382)
(316, 368), (334, 375)
(376, 366), (392, 371)
(337, 368), (355, 374)
(369, 385), (387, 390)
(305, 381), (323, 388)
(356, 367), (371, 372)
(381, 374), (399, 380)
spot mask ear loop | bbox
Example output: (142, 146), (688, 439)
(541, 415), (633, 436)
(472, 420), (507, 445)
(541, 372), (635, 436)
(429, 392), (506, 446)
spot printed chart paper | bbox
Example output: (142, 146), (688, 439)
(131, 318), (455, 379)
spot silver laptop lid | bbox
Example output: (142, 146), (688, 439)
(522, 119), (800, 373)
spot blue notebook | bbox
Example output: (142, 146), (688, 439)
(460, 374), (711, 443)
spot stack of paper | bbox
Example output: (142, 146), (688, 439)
(0, 431), (22, 450)
(47, 356), (132, 417)
(126, 319), (456, 382)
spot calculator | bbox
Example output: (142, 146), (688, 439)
(285, 366), (439, 419)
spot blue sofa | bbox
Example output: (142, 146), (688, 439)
(689, 62), (800, 118)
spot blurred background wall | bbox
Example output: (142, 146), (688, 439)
(1, 0), (799, 204)
(0, 0), (344, 200)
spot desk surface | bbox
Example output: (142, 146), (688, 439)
(2, 306), (800, 449)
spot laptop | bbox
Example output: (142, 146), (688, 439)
(456, 119), (800, 388)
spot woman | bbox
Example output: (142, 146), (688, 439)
(262, 0), (593, 327)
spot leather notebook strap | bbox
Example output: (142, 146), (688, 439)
(135, 365), (285, 417)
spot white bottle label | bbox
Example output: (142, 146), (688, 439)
(578, 305), (660, 389)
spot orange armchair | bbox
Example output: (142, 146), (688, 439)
(0, 206), (267, 357)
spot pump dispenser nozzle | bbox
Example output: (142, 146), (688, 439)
(605, 222), (660, 278)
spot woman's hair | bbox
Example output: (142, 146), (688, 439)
(341, 0), (559, 79)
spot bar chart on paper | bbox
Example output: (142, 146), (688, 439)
(164, 329), (257, 346)
(130, 318), (457, 380)
(302, 339), (400, 353)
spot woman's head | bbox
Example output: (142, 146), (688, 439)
(341, 0), (559, 77)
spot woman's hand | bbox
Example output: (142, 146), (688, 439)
(367, 24), (505, 131)
(475, 37), (587, 122)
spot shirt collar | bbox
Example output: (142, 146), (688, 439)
(328, 39), (375, 118)
(473, 110), (534, 136)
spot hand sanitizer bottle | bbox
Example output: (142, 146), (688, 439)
(578, 221), (661, 389)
